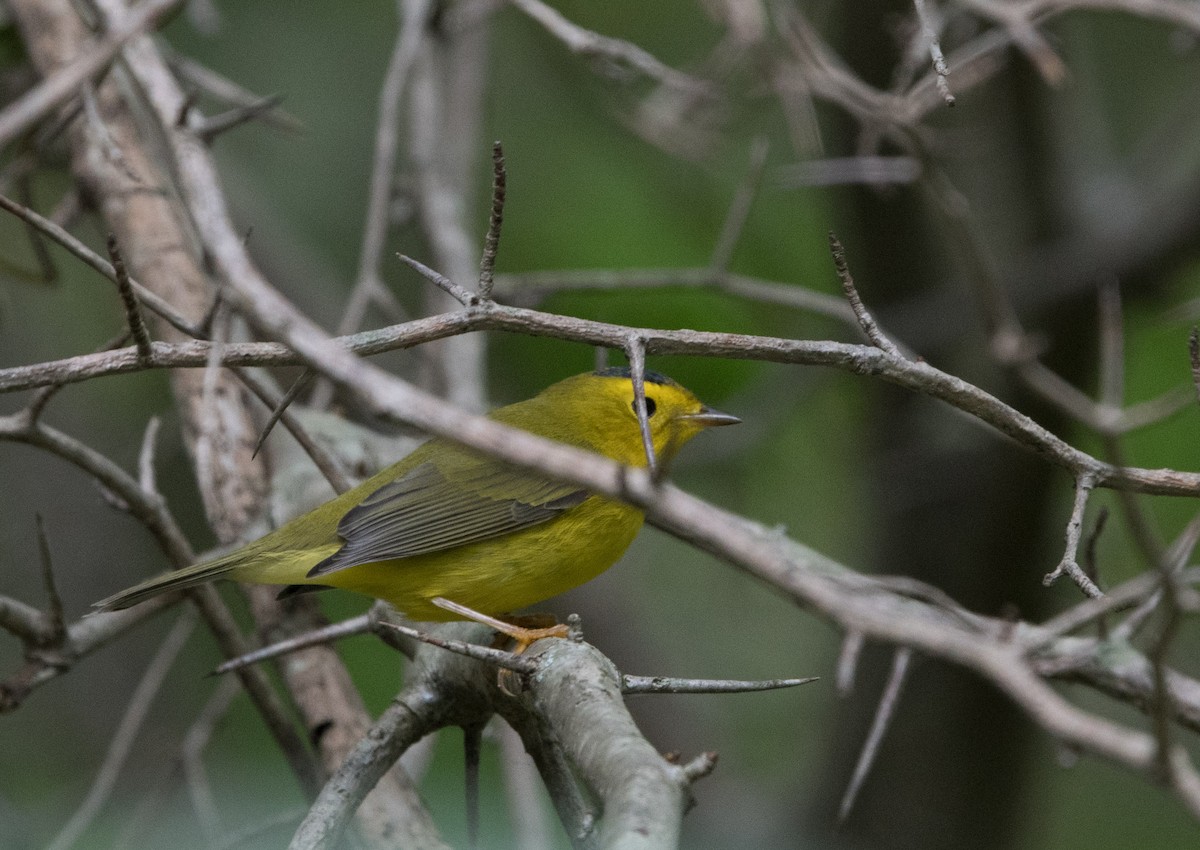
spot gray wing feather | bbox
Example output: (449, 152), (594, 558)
(307, 462), (587, 577)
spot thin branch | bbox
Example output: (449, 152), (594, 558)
(0, 0), (182, 146)
(399, 252), (482, 306)
(34, 514), (66, 646)
(836, 631), (865, 697)
(336, 0), (432, 339)
(625, 337), (660, 479)
(912, 0), (955, 106)
(6, 303), (1200, 499)
(182, 677), (242, 843)
(710, 136), (769, 272)
(478, 140), (506, 299)
(107, 234), (154, 364)
(166, 51), (303, 133)
(837, 648), (914, 823)
(46, 610), (196, 850)
(194, 93), (287, 143)
(237, 368), (351, 495)
(621, 674), (818, 695)
(1043, 474), (1104, 597)
(378, 621), (539, 674)
(0, 193), (196, 336)
(508, 0), (709, 93)
(137, 415), (161, 494)
(828, 232), (904, 358)
(213, 614), (373, 676)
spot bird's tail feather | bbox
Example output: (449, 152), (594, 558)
(92, 552), (243, 612)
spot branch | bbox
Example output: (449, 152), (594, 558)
(0, 0), (180, 146)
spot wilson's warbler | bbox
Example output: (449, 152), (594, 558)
(95, 368), (739, 624)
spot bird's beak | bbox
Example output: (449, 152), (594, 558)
(685, 405), (741, 428)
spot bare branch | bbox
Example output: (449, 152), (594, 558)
(34, 514), (66, 646)
(828, 232), (905, 358)
(0, 0), (181, 146)
(838, 648), (913, 823)
(46, 610), (196, 850)
(625, 337), (660, 479)
(336, 0), (433, 339)
(912, 0), (955, 105)
(836, 631), (865, 697)
(710, 136), (769, 272)
(478, 140), (507, 298)
(1044, 474), (1104, 597)
(508, 0), (709, 93)
(621, 674), (818, 695)
(107, 234), (154, 364)
(378, 621), (540, 674)
(399, 252), (482, 306)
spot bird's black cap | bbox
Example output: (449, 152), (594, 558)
(594, 365), (677, 386)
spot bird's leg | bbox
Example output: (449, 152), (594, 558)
(432, 597), (569, 654)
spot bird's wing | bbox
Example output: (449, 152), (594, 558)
(306, 460), (587, 577)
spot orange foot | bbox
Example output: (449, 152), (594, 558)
(432, 597), (569, 654)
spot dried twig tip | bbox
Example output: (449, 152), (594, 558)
(478, 140), (507, 300)
(828, 232), (903, 359)
(106, 234), (154, 365)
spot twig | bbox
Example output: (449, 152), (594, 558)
(0, 194), (196, 337)
(912, 0), (955, 106)
(251, 369), (314, 459)
(710, 136), (769, 272)
(336, 0), (432, 340)
(34, 514), (66, 646)
(621, 674), (817, 695)
(0, 0), (182, 146)
(775, 155), (922, 188)
(625, 338), (660, 479)
(836, 631), (865, 697)
(46, 609), (196, 850)
(478, 140), (506, 298)
(107, 235), (154, 364)
(137, 416), (161, 494)
(1082, 507), (1110, 638)
(837, 648), (913, 823)
(399, 252), (481, 306)
(182, 677), (241, 842)
(828, 232), (904, 358)
(377, 621), (539, 674)
(289, 625), (494, 850)
(166, 51), (303, 133)
(237, 367), (351, 495)
(195, 93), (287, 143)
(6, 304), (1200, 500)
(508, 0), (709, 93)
(1043, 474), (1104, 598)
(213, 613), (373, 675)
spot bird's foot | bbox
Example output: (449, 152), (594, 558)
(431, 597), (569, 654)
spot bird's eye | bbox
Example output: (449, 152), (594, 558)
(632, 396), (657, 417)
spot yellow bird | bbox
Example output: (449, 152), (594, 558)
(95, 368), (739, 626)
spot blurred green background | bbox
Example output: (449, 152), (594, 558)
(2, 1), (1200, 848)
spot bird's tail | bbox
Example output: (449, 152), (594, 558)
(92, 551), (244, 612)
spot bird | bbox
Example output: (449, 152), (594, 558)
(94, 367), (739, 640)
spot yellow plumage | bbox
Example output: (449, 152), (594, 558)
(95, 369), (738, 621)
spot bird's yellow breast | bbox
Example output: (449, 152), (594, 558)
(300, 495), (644, 621)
